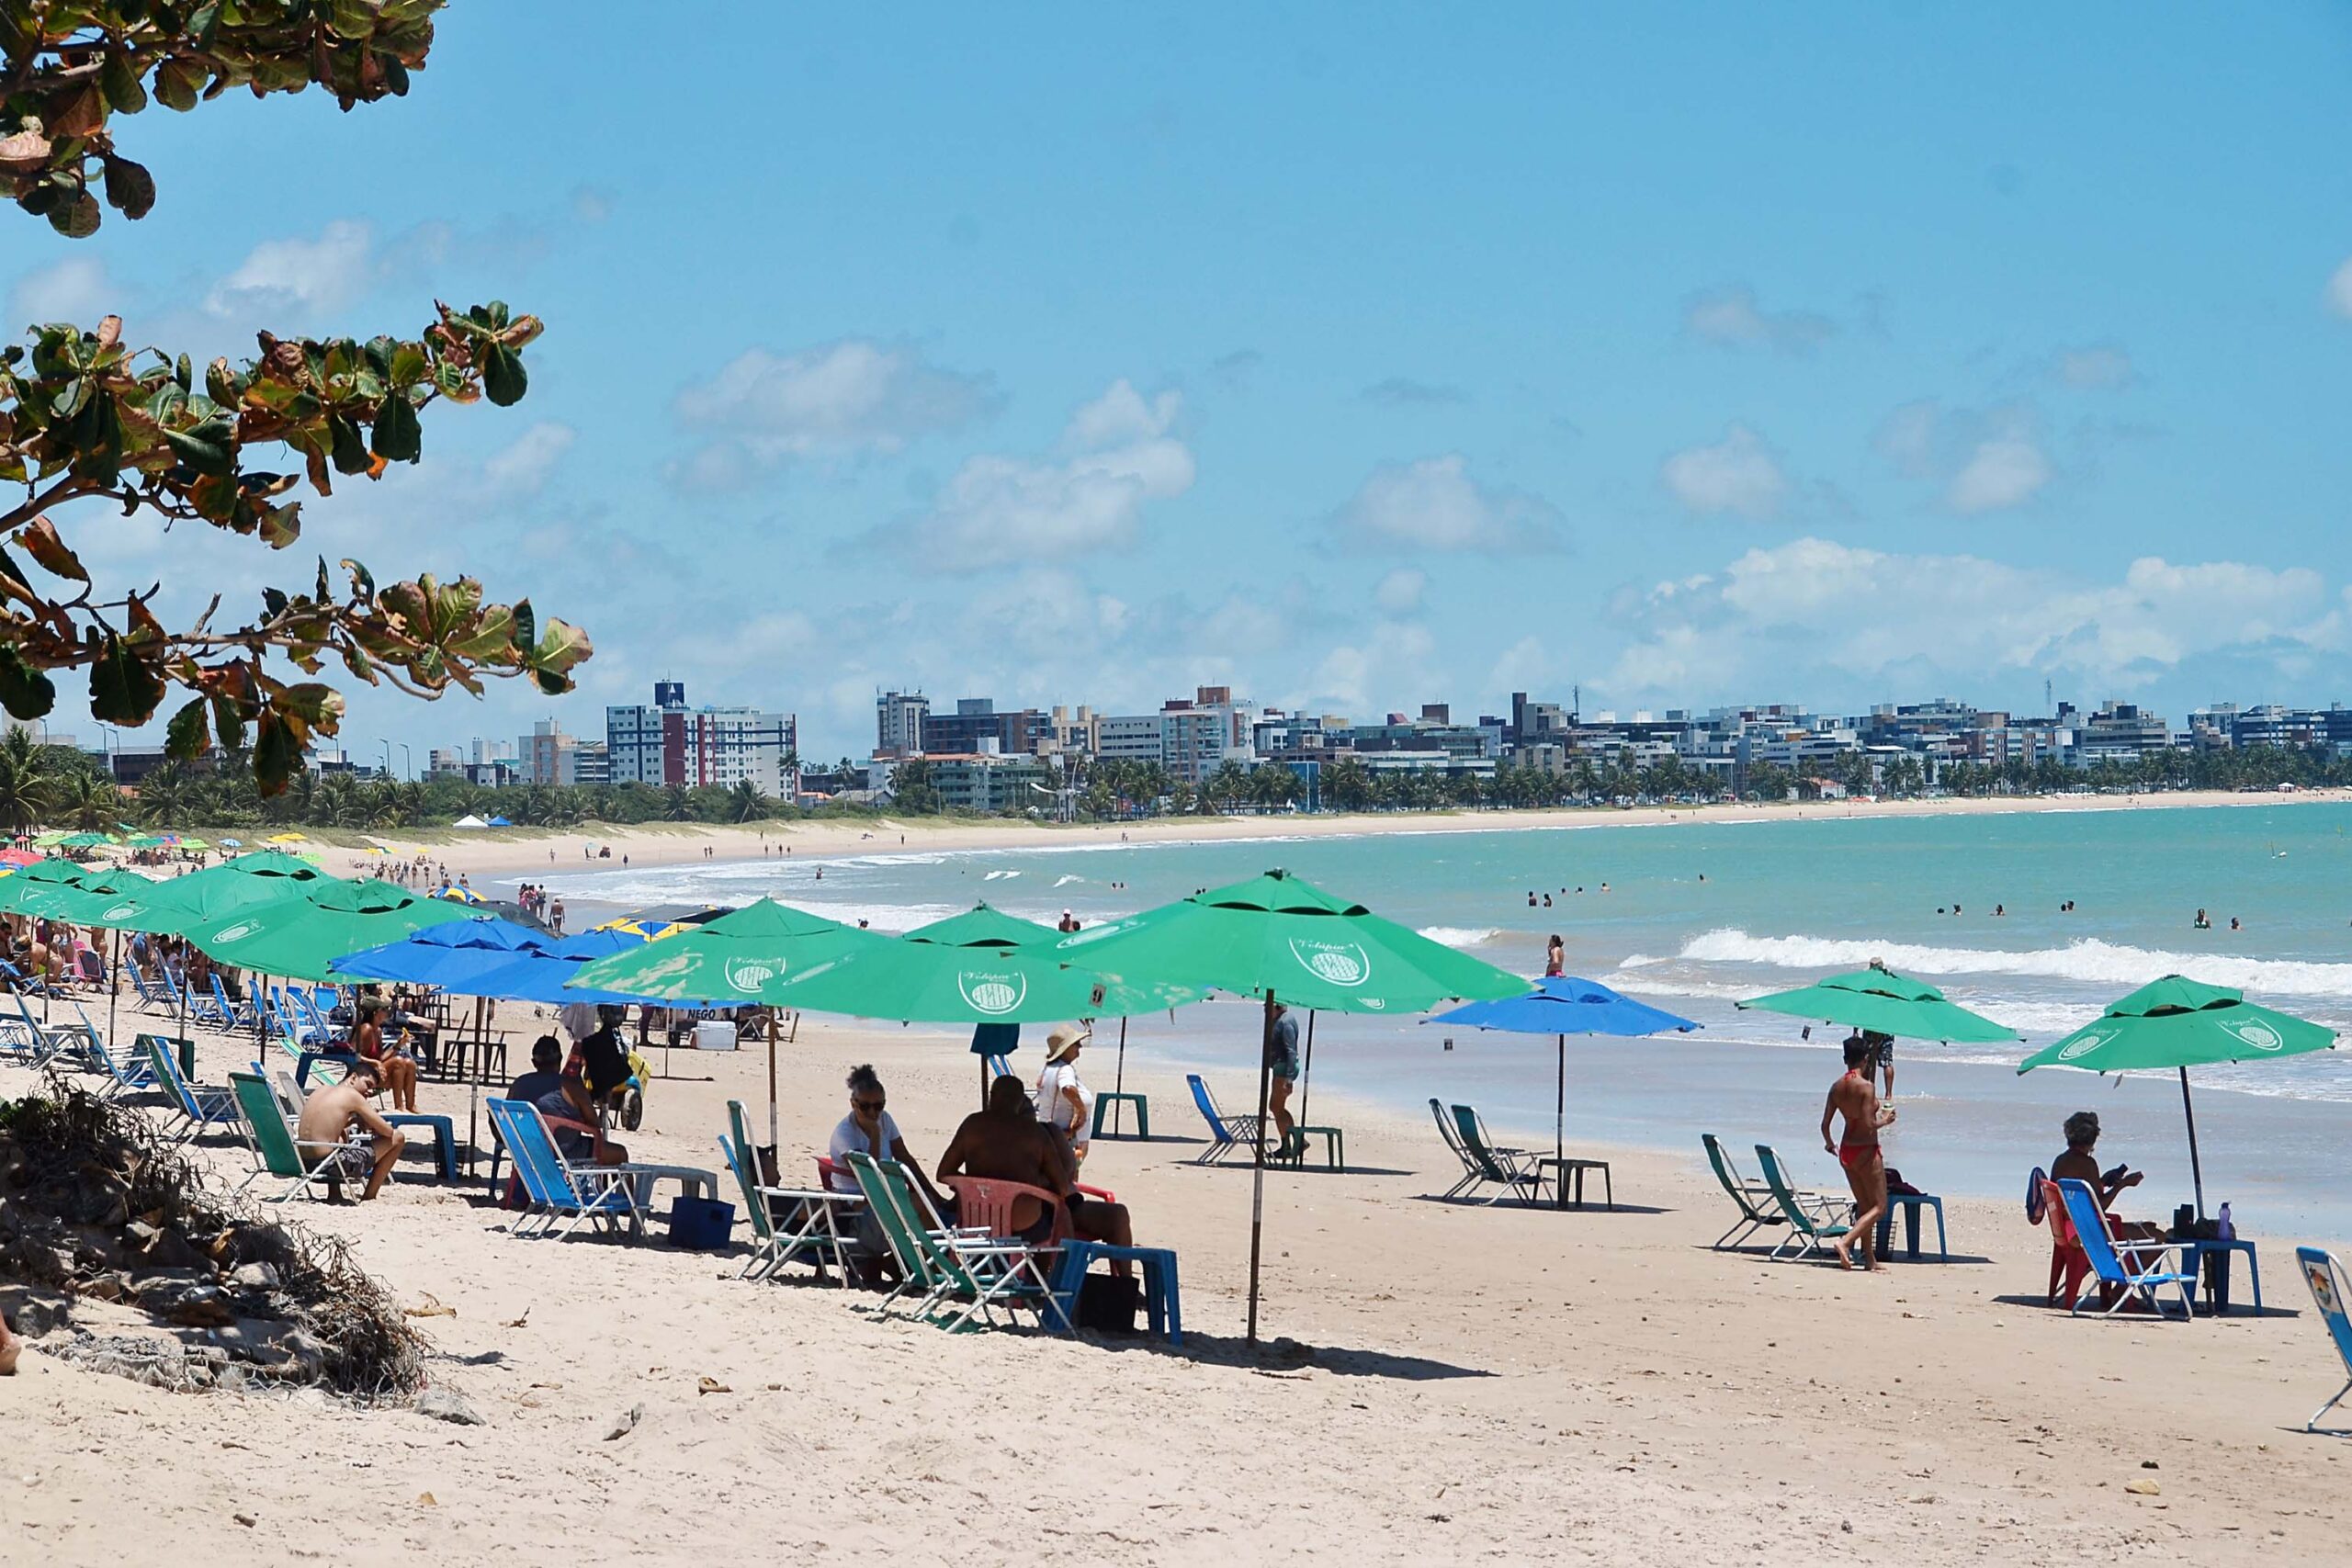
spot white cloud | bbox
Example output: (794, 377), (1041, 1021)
(1947, 425), (2052, 513)
(1306, 621), (1440, 715)
(481, 423), (577, 496)
(1330, 455), (1562, 553)
(1874, 400), (2052, 513)
(2054, 344), (2136, 390)
(881, 379), (1194, 572)
(1660, 423), (1788, 519)
(1374, 567), (1428, 615)
(2326, 256), (2352, 319)
(672, 339), (997, 484)
(1682, 284), (1835, 355)
(9, 255), (115, 324)
(1599, 537), (2328, 698)
(206, 219), (379, 320)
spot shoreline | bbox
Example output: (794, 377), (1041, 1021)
(337, 785), (2349, 886)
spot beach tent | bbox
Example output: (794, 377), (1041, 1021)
(2018, 975), (2334, 1218)
(451, 815), (489, 829)
(485, 816), (514, 828)
(569, 898), (889, 1156)
(1736, 961), (2017, 1043)
(1429, 976), (1699, 1164)
(1056, 869), (1524, 1339)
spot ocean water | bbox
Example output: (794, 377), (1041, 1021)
(514, 804), (2352, 1244)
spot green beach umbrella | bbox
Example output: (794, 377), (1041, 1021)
(568, 897), (890, 1154)
(96, 849), (336, 936)
(767, 924), (1204, 1026)
(190, 876), (472, 982)
(54, 831), (118, 849)
(2018, 975), (2335, 1217)
(1736, 961), (2018, 1043)
(905, 901), (1053, 949)
(1057, 868), (1526, 1340)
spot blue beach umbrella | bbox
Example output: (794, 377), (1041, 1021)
(1428, 976), (1700, 1163)
(333, 917), (667, 1006)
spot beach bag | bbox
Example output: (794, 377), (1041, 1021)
(1885, 1168), (1921, 1198)
(1076, 1272), (1142, 1336)
(2023, 1167), (2048, 1225)
(666, 1195), (736, 1251)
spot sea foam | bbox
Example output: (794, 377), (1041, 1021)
(1419, 926), (1503, 948)
(1677, 928), (2352, 1000)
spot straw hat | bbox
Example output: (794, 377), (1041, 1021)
(1044, 1022), (1091, 1063)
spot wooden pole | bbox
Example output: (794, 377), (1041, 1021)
(1248, 991), (1276, 1344)
(1555, 1033), (1566, 1164)
(1109, 1016), (1129, 1134)
(1296, 1010), (1317, 1131)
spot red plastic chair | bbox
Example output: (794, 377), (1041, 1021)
(2041, 1177), (2092, 1307)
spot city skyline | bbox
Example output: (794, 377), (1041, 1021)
(12, 9), (2351, 769)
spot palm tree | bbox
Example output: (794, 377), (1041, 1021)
(0, 731), (55, 835)
(728, 778), (771, 823)
(662, 784), (695, 822)
(51, 770), (119, 831)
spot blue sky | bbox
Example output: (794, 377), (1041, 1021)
(14, 5), (2352, 762)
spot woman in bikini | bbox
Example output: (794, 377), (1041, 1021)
(1820, 1033), (1897, 1270)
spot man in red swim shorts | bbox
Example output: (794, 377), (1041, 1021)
(1821, 1032), (1896, 1270)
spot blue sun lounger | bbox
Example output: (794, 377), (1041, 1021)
(2296, 1247), (2352, 1435)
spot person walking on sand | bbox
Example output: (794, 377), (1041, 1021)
(1821, 1033), (1895, 1270)
(1266, 1000), (1302, 1159)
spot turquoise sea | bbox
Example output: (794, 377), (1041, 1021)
(520, 801), (2352, 1244)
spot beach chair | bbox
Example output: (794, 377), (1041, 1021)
(1752, 1145), (1856, 1262)
(229, 1071), (364, 1202)
(209, 974), (255, 1031)
(1703, 1134), (1794, 1250)
(1185, 1074), (1263, 1167)
(2054, 1179), (2197, 1321)
(720, 1098), (856, 1285)
(85, 1029), (159, 1100)
(1446, 1104), (1555, 1207)
(186, 974), (230, 1029)
(2036, 1176), (2094, 1308)
(127, 962), (157, 1009)
(1429, 1099), (1488, 1200)
(844, 1151), (1066, 1334)
(144, 1034), (244, 1145)
(484, 1098), (642, 1241)
(2295, 1247), (2352, 1435)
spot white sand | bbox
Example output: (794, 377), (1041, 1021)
(5, 992), (2347, 1565)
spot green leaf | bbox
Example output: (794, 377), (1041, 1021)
(252, 709), (301, 795)
(102, 155), (155, 220)
(163, 413), (234, 475)
(0, 644), (57, 720)
(48, 191), (102, 239)
(154, 58), (204, 112)
(164, 696), (210, 761)
(481, 342), (526, 407)
(209, 691), (246, 751)
(510, 598), (536, 652)
(369, 390), (421, 462)
(89, 634), (165, 724)
(328, 412), (370, 475)
(100, 52), (149, 115)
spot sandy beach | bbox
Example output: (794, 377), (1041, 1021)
(5, 995), (2346, 1567)
(334, 786), (2351, 888)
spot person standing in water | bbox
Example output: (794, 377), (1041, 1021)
(1820, 1033), (1895, 1270)
(1544, 934), (1565, 977)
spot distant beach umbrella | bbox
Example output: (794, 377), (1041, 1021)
(1057, 868), (1525, 1340)
(1429, 976), (1700, 1164)
(96, 849), (333, 936)
(0, 860), (153, 922)
(592, 904), (733, 942)
(905, 901), (1052, 950)
(1737, 960), (2017, 1043)
(2018, 975), (2335, 1218)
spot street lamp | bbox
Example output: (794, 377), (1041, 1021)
(399, 742), (413, 782)
(378, 739), (391, 780)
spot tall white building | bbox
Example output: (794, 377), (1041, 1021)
(605, 682), (797, 796)
(876, 689), (929, 756)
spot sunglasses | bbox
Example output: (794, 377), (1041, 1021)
(853, 1097), (886, 1113)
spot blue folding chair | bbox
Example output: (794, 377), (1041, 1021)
(144, 1034), (244, 1146)
(1184, 1074), (1265, 1167)
(2296, 1247), (2352, 1435)
(2056, 1179), (2198, 1321)
(484, 1098), (641, 1241)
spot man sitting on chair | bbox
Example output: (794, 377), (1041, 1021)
(295, 1064), (405, 1201)
(939, 1076), (1136, 1261)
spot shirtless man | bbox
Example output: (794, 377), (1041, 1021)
(295, 1065), (406, 1201)
(1821, 1033), (1896, 1270)
(938, 1075), (1135, 1257)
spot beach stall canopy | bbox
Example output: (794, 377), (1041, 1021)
(1429, 976), (1700, 1163)
(450, 815), (488, 829)
(1057, 868), (1526, 1338)
(2018, 975), (2335, 1216)
(1737, 961), (2018, 1043)
(189, 876), (473, 982)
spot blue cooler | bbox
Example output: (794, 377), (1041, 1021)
(666, 1195), (736, 1250)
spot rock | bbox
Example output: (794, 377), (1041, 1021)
(212, 1318), (326, 1382)
(229, 1263), (280, 1292)
(71, 1168), (131, 1228)
(2125, 1480), (2162, 1497)
(604, 1404), (644, 1441)
(416, 1386), (486, 1427)
(133, 1275), (234, 1328)
(74, 1272), (128, 1303)
(13, 1295), (70, 1337)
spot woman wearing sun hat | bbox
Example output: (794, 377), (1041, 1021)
(1035, 1023), (1096, 1164)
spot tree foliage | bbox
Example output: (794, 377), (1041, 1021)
(0, 1), (590, 793)
(2, 1), (441, 237)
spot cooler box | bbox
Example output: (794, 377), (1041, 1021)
(694, 1021), (738, 1052)
(666, 1195), (735, 1250)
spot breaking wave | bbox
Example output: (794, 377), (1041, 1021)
(1419, 926), (1503, 949)
(1675, 929), (2352, 1000)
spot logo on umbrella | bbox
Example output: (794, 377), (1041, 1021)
(2223, 1018), (2285, 1053)
(1290, 939), (1371, 987)
(725, 957), (780, 993)
(210, 920), (258, 944)
(957, 969), (1027, 1016)
(2057, 1026), (2117, 1062)
(102, 902), (137, 922)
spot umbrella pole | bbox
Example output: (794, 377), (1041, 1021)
(1555, 1032), (1565, 1165)
(2178, 1066), (2207, 1220)
(466, 996), (484, 1178)
(105, 929), (119, 1051)
(1248, 991), (1276, 1345)
(766, 1010), (780, 1156)
(1111, 1017), (1128, 1134)
(1297, 1010), (1317, 1132)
